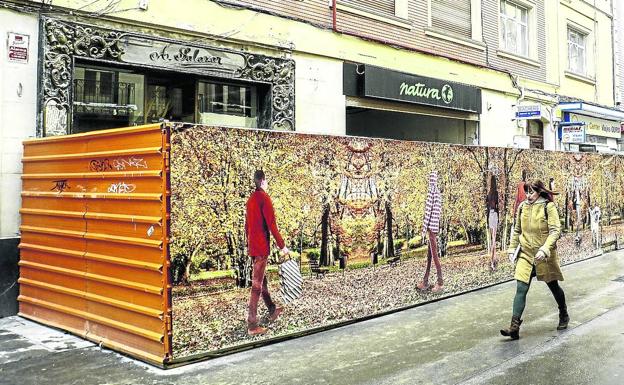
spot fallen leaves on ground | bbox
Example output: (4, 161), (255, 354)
(172, 227), (620, 358)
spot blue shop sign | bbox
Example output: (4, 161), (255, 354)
(516, 105), (542, 119)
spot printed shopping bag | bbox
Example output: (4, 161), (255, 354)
(279, 259), (303, 304)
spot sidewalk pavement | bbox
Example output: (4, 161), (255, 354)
(1, 250), (624, 385)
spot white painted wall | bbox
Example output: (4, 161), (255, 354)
(294, 54), (346, 136)
(479, 90), (519, 147)
(478, 90), (558, 150)
(615, 0), (624, 108)
(0, 9), (38, 238)
(543, 120), (558, 151)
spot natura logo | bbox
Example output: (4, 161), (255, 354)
(441, 84), (453, 104)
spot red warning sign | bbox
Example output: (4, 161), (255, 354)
(8, 33), (29, 64)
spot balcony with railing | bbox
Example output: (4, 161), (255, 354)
(73, 79), (138, 116)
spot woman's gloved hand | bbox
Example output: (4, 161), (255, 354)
(535, 250), (547, 261)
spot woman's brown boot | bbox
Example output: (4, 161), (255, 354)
(500, 316), (522, 340)
(557, 307), (569, 330)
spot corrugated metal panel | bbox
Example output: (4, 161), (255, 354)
(19, 123), (170, 366)
(431, 0), (471, 37)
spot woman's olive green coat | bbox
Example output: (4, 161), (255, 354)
(507, 197), (563, 284)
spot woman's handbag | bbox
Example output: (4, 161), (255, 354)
(279, 259), (303, 304)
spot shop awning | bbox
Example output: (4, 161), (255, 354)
(346, 96), (480, 121)
(558, 102), (624, 121)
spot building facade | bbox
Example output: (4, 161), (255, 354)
(0, 4), (38, 316)
(552, 0), (624, 153)
(39, 19), (296, 136)
(614, 0), (624, 111)
(1, 0), (624, 314)
(10, 0), (620, 148)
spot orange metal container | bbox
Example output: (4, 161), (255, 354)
(19, 124), (172, 366)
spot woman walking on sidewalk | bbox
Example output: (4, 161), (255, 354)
(501, 180), (569, 340)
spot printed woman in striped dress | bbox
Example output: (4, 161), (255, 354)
(417, 170), (444, 293)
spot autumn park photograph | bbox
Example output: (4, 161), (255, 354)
(169, 125), (624, 358)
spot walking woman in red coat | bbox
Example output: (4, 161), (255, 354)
(245, 170), (290, 335)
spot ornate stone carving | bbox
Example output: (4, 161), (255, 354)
(41, 20), (72, 136)
(236, 55), (295, 130)
(74, 26), (126, 60)
(41, 18), (127, 136)
(41, 17), (295, 136)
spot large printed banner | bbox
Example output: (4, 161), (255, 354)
(170, 125), (624, 358)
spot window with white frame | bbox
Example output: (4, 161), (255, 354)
(499, 0), (529, 57)
(568, 28), (587, 75)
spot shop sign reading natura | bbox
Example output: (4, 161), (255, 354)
(362, 65), (481, 113)
(121, 38), (246, 75)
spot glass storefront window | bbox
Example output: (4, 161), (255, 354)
(73, 64), (269, 132)
(145, 75), (195, 123)
(346, 107), (479, 145)
(119, 72), (145, 125)
(145, 85), (169, 123)
(73, 66), (144, 133)
(198, 81), (258, 128)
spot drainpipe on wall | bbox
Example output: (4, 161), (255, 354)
(611, 0), (618, 109)
(594, 0), (599, 103)
(332, 0), (337, 32)
(510, 74), (526, 137)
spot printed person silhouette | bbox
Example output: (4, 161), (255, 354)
(590, 205), (601, 249)
(417, 171), (444, 293)
(487, 174), (500, 271)
(245, 170), (289, 336)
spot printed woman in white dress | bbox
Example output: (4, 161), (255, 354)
(486, 174), (499, 271)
